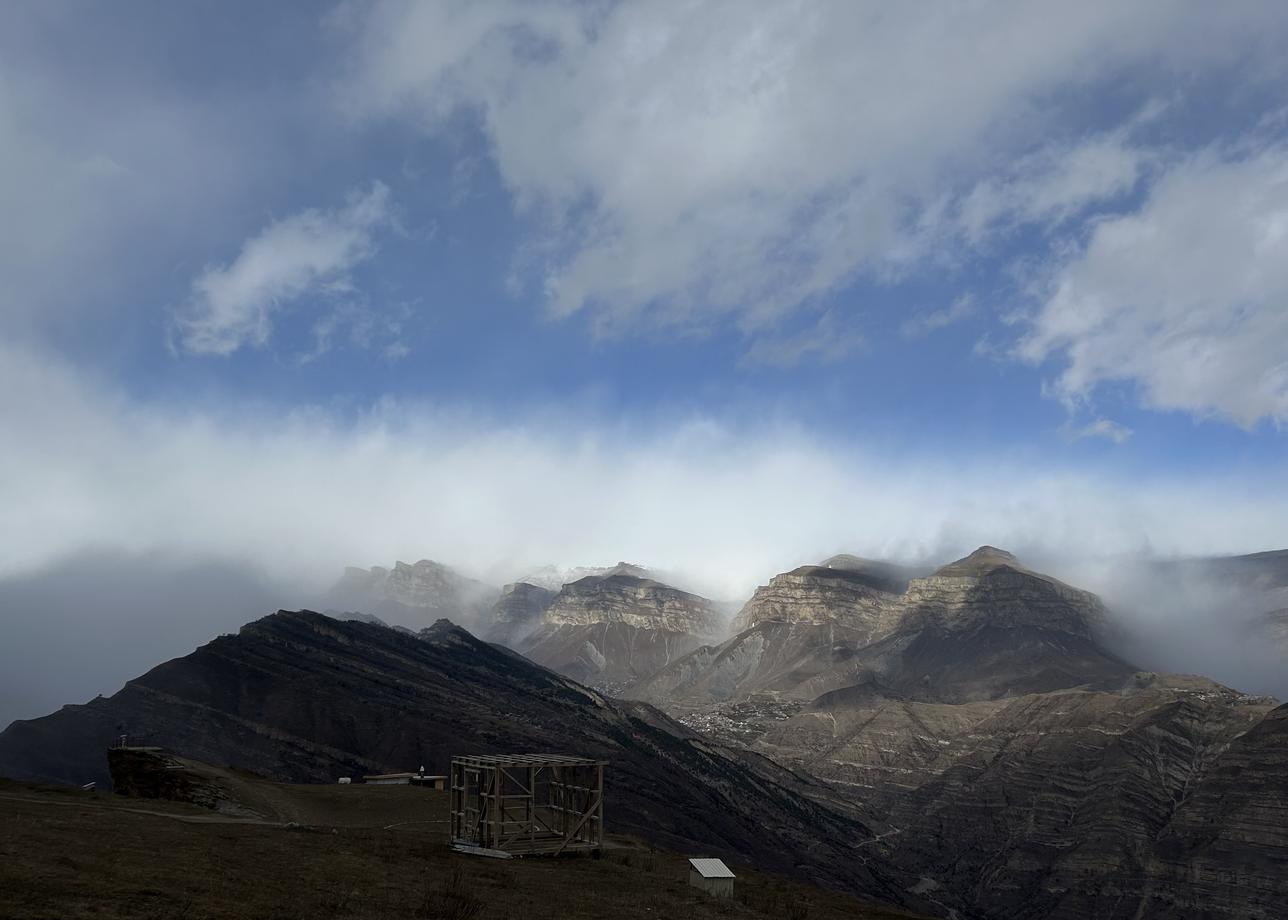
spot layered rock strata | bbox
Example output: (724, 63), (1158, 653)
(515, 574), (723, 688)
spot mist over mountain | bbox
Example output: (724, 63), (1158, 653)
(1043, 550), (1288, 699)
(6, 546), (1286, 918)
(0, 550), (301, 729)
(5, 542), (1285, 737)
(6, 4), (1288, 917)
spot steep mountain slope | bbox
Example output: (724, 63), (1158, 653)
(818, 555), (928, 593)
(627, 547), (1288, 919)
(327, 560), (498, 630)
(638, 547), (1130, 709)
(513, 574), (724, 690)
(1140, 702), (1288, 918)
(0, 611), (911, 902)
(861, 677), (1279, 919)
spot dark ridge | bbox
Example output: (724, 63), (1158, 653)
(0, 609), (918, 907)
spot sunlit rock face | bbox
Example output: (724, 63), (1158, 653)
(900, 545), (1110, 637)
(542, 574), (721, 633)
(639, 546), (1127, 709)
(732, 565), (905, 637)
(511, 574), (724, 690)
(735, 546), (1107, 638)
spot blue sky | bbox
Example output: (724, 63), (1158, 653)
(3, 1), (1288, 596)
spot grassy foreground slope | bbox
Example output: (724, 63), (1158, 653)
(0, 778), (926, 920)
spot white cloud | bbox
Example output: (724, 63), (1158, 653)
(1066, 418), (1133, 444)
(956, 133), (1148, 242)
(335, 1), (1286, 338)
(741, 311), (866, 368)
(1020, 146), (1288, 427)
(901, 295), (976, 339)
(3, 339), (1287, 603)
(174, 183), (391, 355)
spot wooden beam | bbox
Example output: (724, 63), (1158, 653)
(553, 790), (602, 855)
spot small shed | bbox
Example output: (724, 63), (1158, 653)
(688, 857), (735, 897)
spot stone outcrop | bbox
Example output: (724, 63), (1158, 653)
(543, 574), (720, 633)
(732, 565), (905, 636)
(107, 748), (265, 818)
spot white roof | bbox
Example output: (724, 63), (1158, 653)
(689, 858), (735, 878)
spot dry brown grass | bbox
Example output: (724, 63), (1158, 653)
(0, 778), (923, 920)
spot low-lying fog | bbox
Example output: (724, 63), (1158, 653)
(2, 544), (1285, 731)
(1044, 554), (1288, 701)
(2, 342), (1285, 727)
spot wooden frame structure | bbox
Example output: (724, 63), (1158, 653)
(450, 754), (605, 856)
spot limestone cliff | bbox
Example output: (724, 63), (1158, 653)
(514, 574), (723, 690)
(640, 546), (1127, 707)
(543, 574), (720, 633)
(732, 565), (905, 637)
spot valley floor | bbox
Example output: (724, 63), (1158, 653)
(0, 778), (925, 920)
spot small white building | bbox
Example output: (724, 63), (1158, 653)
(688, 857), (735, 898)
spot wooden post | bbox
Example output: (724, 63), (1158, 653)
(596, 761), (604, 847)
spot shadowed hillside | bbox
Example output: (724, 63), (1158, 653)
(0, 610), (917, 906)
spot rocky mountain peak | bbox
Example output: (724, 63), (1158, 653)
(326, 558), (499, 630)
(731, 563), (907, 633)
(932, 545), (1020, 576)
(542, 573), (720, 635)
(907, 547), (1107, 639)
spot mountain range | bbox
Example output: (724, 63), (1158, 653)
(2, 546), (1286, 918)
